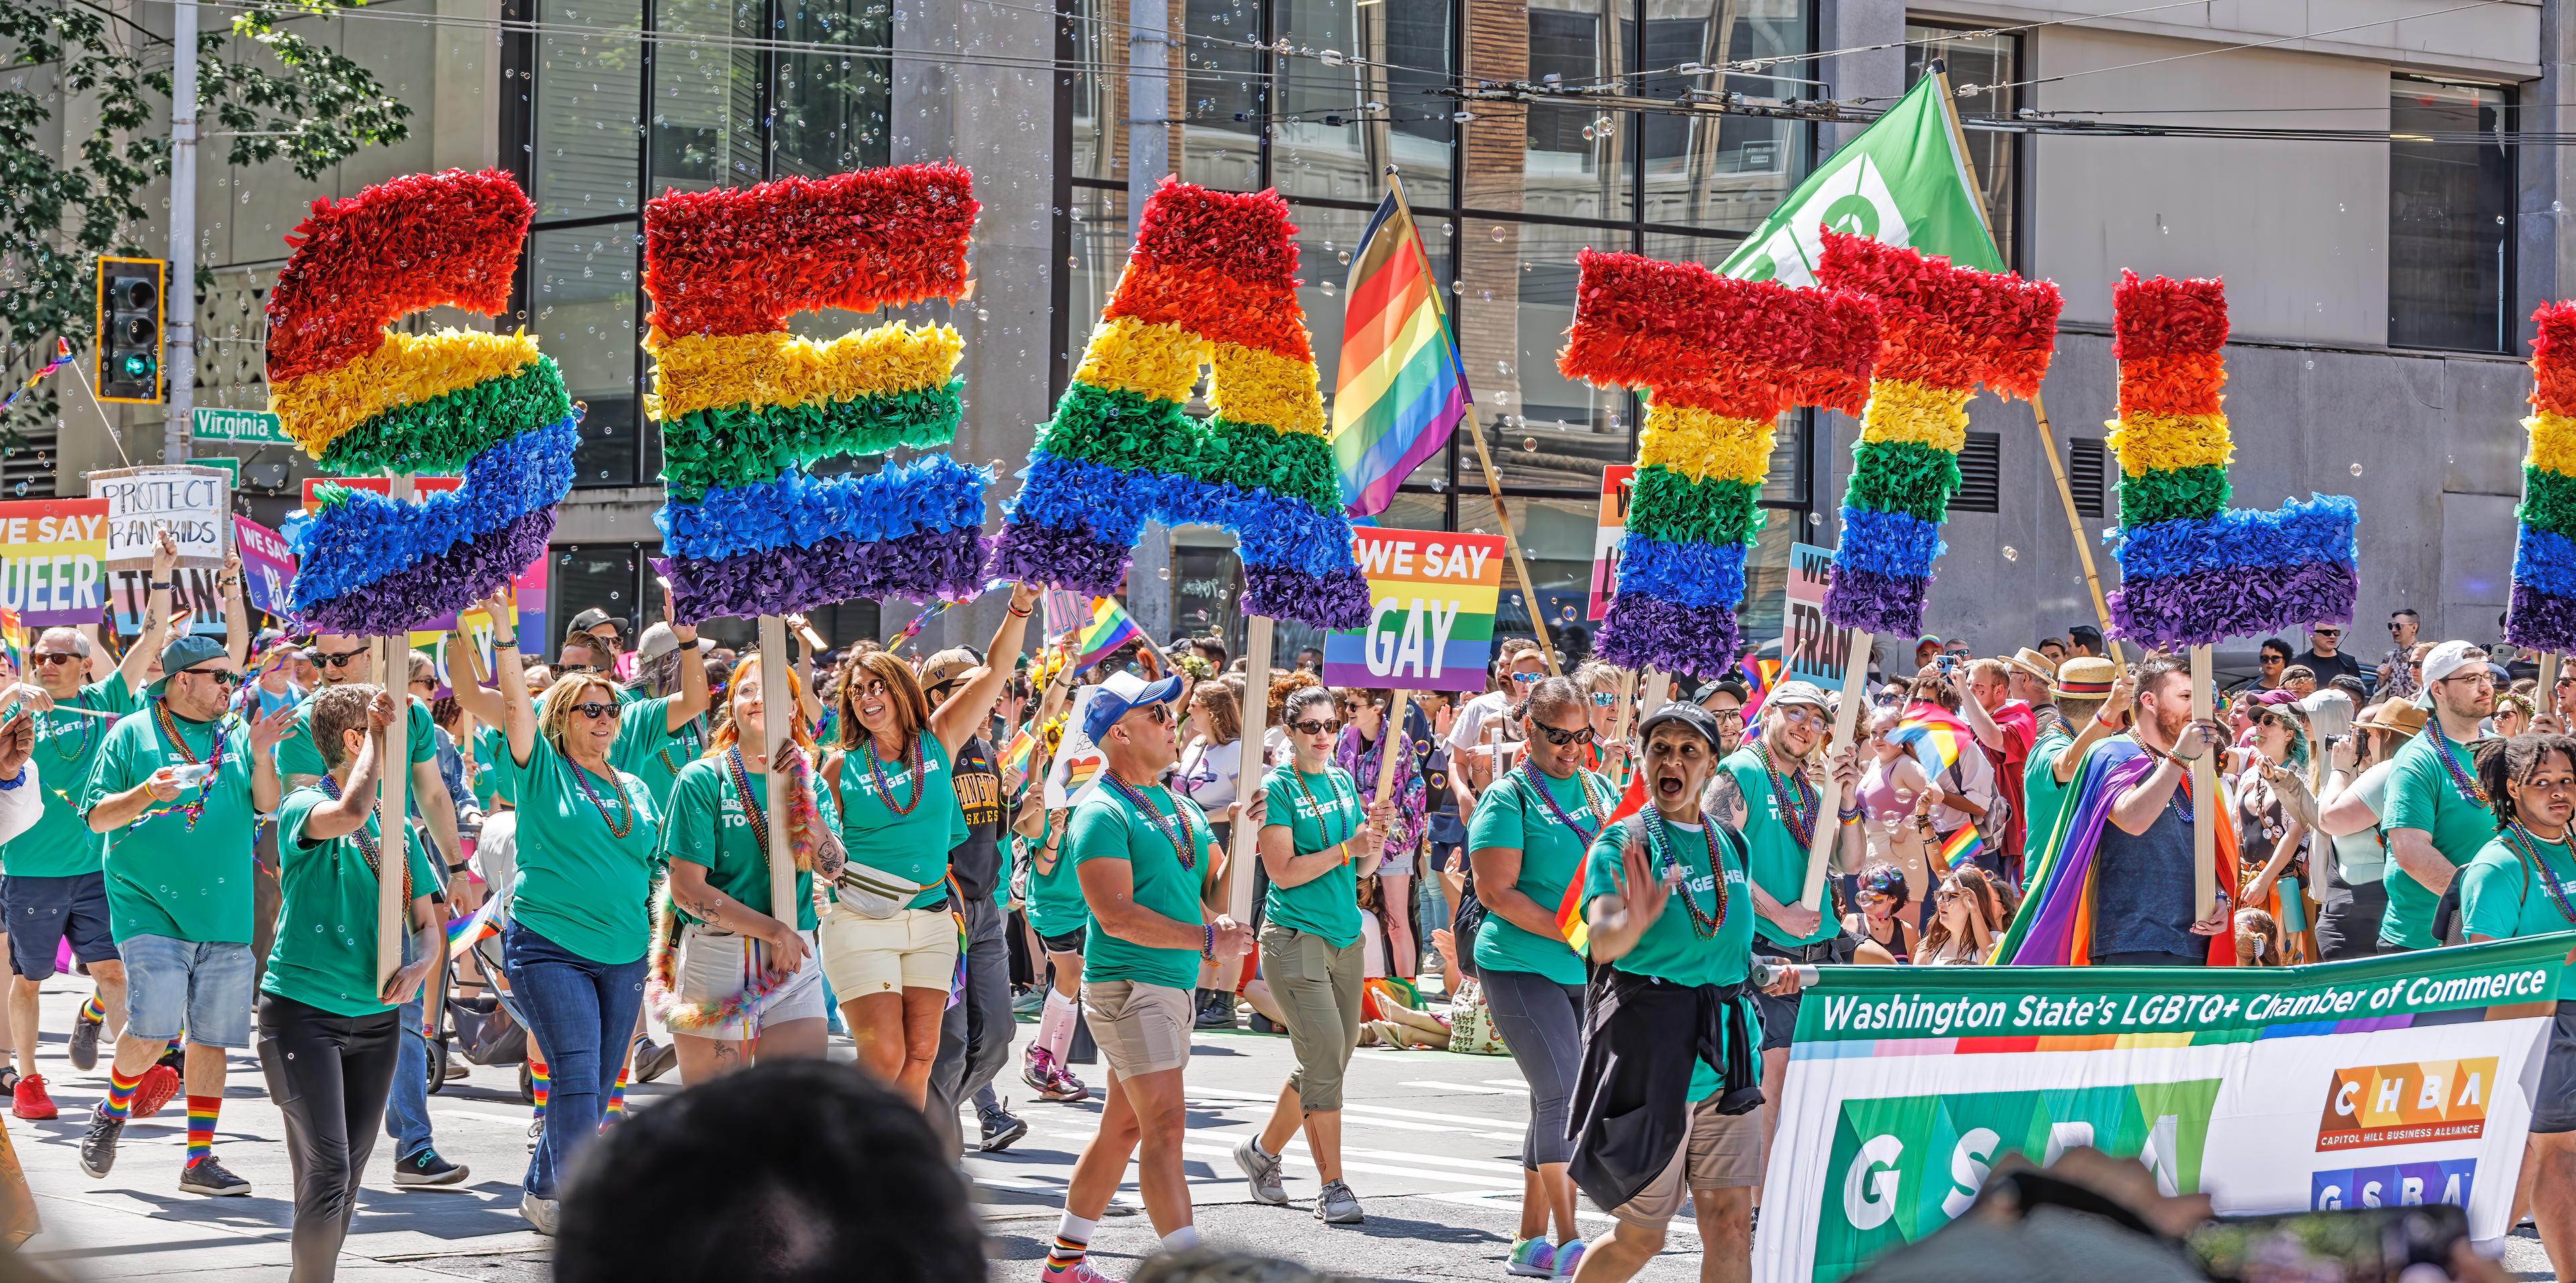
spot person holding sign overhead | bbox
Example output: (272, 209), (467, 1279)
(1464, 674), (1615, 1279)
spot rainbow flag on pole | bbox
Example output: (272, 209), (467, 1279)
(1330, 189), (1468, 517)
(1073, 596), (1144, 671)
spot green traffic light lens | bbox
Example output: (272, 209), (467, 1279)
(119, 354), (154, 380)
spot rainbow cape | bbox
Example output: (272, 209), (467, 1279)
(1554, 249), (1880, 676)
(993, 178), (1368, 630)
(2508, 302), (2576, 653)
(1990, 736), (2239, 966)
(641, 164), (987, 623)
(1815, 231), (2061, 636)
(267, 170), (576, 634)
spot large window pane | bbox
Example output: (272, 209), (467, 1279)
(772, 0), (892, 177)
(2390, 76), (2512, 352)
(529, 224), (643, 488)
(1451, 220), (1630, 491)
(1066, 0), (1123, 184)
(1183, 0), (1266, 191)
(1462, 0), (1629, 221)
(1903, 25), (2017, 265)
(533, 0), (644, 219)
(1635, 1), (1809, 234)
(1061, 186), (1130, 373)
(1275, 0), (1454, 209)
(1452, 494), (1603, 665)
(649, 0), (761, 196)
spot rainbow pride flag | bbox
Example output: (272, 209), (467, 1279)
(0, 337), (72, 412)
(1002, 727), (1036, 778)
(1937, 822), (1984, 871)
(1074, 596), (1144, 671)
(1552, 872), (1591, 954)
(1330, 191), (1466, 516)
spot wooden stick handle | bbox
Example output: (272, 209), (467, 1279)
(375, 634), (409, 988)
(1214, 614), (1273, 991)
(2191, 644), (2218, 920)
(759, 615), (796, 926)
(1802, 628), (1872, 911)
(1373, 689), (1410, 809)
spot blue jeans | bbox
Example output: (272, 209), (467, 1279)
(386, 928), (434, 1161)
(502, 922), (646, 1198)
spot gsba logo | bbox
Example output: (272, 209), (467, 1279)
(2311, 1160), (2477, 1211)
(2316, 1059), (2494, 1151)
(1815, 1080), (2220, 1283)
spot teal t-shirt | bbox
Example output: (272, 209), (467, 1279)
(1072, 781), (1211, 991)
(503, 731), (664, 964)
(1720, 744), (1832, 948)
(276, 690), (437, 782)
(1468, 763), (1613, 985)
(659, 750), (833, 932)
(470, 724), (507, 810)
(835, 731), (969, 910)
(2459, 830), (2576, 997)
(2378, 730), (2497, 950)
(1025, 811), (1087, 938)
(9, 675), (138, 878)
(1584, 812), (1756, 1100)
(2023, 729), (2078, 850)
(1261, 765), (1364, 948)
(612, 693), (706, 812)
(263, 783), (441, 1017)
(83, 702), (262, 944)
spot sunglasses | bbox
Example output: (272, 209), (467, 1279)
(1508, 671), (1544, 685)
(31, 653), (80, 667)
(1128, 704), (1174, 727)
(557, 663), (602, 677)
(2389, 622), (2408, 632)
(2259, 713), (2300, 731)
(1588, 692), (1617, 707)
(181, 665), (244, 687)
(1287, 717), (1340, 736)
(1533, 722), (1595, 746)
(317, 651), (368, 669)
(2314, 629), (2342, 638)
(2261, 655), (2286, 665)
(569, 700), (620, 720)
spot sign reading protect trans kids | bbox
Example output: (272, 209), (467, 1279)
(1322, 529), (1505, 693)
(1750, 938), (2568, 1283)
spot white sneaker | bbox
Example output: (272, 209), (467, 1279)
(1232, 1136), (1288, 1205)
(520, 1191), (559, 1235)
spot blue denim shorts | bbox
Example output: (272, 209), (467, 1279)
(119, 934), (254, 1048)
(4, 873), (118, 980)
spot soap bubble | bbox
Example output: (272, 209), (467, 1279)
(2001, 546), (2019, 562)
(1489, 225), (1507, 242)
(1521, 437), (1537, 452)
(2349, 463), (2364, 476)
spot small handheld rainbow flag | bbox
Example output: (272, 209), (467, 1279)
(1002, 727), (1036, 778)
(1552, 873), (1590, 954)
(1073, 596), (1144, 671)
(445, 894), (504, 960)
(0, 338), (73, 412)
(1938, 822), (1985, 871)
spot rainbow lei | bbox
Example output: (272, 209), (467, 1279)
(317, 773), (413, 901)
(1813, 231), (2061, 636)
(991, 178), (1368, 630)
(267, 170), (576, 635)
(642, 164), (989, 623)
(2101, 274), (2359, 647)
(643, 746), (826, 1032)
(1759, 743), (1817, 852)
(1554, 249), (1880, 676)
(2508, 302), (2576, 653)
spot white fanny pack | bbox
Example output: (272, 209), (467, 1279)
(833, 862), (932, 919)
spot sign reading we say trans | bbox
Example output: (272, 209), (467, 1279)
(1322, 529), (1504, 693)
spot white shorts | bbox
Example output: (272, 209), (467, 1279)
(674, 924), (825, 1041)
(818, 905), (958, 997)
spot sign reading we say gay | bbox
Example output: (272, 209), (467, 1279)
(1322, 528), (1504, 693)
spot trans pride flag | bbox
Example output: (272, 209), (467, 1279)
(1330, 192), (1466, 516)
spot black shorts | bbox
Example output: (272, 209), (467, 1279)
(1752, 935), (1859, 1051)
(1040, 926), (1087, 954)
(2534, 1001), (2576, 1134)
(4, 873), (118, 981)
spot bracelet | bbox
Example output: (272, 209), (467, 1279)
(148, 580), (172, 592)
(1201, 923), (1216, 960)
(1837, 805), (1864, 822)
(2094, 712), (2123, 730)
(492, 636), (519, 649)
(1008, 604), (1032, 618)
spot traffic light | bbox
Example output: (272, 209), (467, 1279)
(95, 256), (165, 404)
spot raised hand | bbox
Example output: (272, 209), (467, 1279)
(250, 704), (298, 753)
(151, 525), (178, 579)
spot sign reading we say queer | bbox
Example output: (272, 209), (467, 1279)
(1322, 529), (1504, 693)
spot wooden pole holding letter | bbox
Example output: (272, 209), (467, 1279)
(2191, 644), (2218, 919)
(1214, 614), (1273, 991)
(1802, 627), (1873, 910)
(375, 472), (416, 988)
(759, 614), (796, 926)
(1373, 689), (1412, 809)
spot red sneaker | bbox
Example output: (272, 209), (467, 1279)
(127, 1064), (180, 1121)
(11, 1074), (57, 1121)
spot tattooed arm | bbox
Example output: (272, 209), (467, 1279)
(1701, 770), (1748, 830)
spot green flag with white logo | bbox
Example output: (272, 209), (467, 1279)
(1719, 72), (2002, 284)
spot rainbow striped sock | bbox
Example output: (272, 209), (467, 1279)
(1046, 1234), (1089, 1272)
(78, 995), (105, 1024)
(529, 1052), (550, 1122)
(184, 1095), (219, 1162)
(101, 1066), (144, 1120)
(602, 1055), (632, 1123)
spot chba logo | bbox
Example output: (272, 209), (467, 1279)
(2311, 1160), (2476, 1211)
(2316, 1060), (2493, 1151)
(1815, 1080), (2220, 1283)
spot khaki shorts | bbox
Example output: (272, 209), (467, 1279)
(1610, 1097), (1763, 1228)
(818, 905), (957, 997)
(674, 925), (826, 1041)
(1083, 980), (1193, 1078)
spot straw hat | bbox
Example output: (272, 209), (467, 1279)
(2005, 647), (2059, 685)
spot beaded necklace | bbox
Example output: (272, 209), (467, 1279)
(725, 746), (769, 853)
(2502, 821), (2576, 926)
(2428, 718), (2493, 811)
(44, 693), (95, 764)
(569, 753), (637, 839)
(861, 733), (926, 818)
(1760, 743), (1817, 850)
(1642, 812), (1729, 938)
(1103, 772), (1195, 871)
(140, 700), (225, 830)
(317, 773), (413, 901)
(1517, 755), (1605, 844)
(659, 716), (706, 779)
(1293, 764), (1357, 852)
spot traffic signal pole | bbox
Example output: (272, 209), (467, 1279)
(162, 0), (197, 465)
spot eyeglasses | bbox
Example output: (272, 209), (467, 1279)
(317, 651), (367, 669)
(31, 653), (80, 667)
(1532, 721), (1595, 746)
(1287, 717), (1340, 736)
(180, 665), (243, 688)
(1507, 671), (1543, 685)
(1708, 707), (1746, 724)
(569, 701), (619, 720)
(2260, 655), (2286, 666)
(557, 663), (601, 677)
(1588, 692), (1617, 707)
(1776, 705), (1822, 728)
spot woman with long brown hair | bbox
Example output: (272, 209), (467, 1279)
(820, 583), (1037, 1106)
(653, 655), (843, 1083)
(1913, 865), (2013, 965)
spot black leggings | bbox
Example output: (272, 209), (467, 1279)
(1479, 965), (1586, 1169)
(256, 993), (401, 1283)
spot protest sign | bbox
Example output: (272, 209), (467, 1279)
(1780, 541), (1854, 689)
(0, 498), (109, 626)
(1042, 686), (1110, 810)
(1752, 938), (2565, 1283)
(233, 516), (294, 618)
(1322, 529), (1503, 693)
(87, 465), (230, 569)
(1589, 465), (1633, 621)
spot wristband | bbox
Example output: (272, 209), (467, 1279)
(1836, 805), (1864, 822)
(2094, 712), (2123, 730)
(1008, 604), (1032, 618)
(1201, 923), (1215, 960)
(148, 580), (172, 592)
(492, 636), (519, 649)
